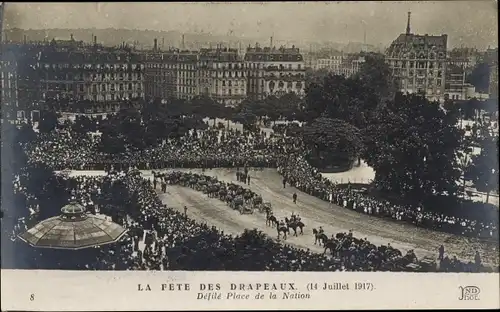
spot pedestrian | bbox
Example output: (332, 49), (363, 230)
(184, 205), (188, 218)
(293, 192), (297, 204)
(474, 251), (481, 268)
(247, 175), (251, 185)
(283, 178), (286, 188)
(438, 245), (444, 261)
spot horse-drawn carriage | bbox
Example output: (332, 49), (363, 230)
(230, 195), (244, 210)
(239, 203), (253, 215)
(252, 195), (263, 210)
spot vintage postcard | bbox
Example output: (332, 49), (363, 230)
(1, 1), (499, 310)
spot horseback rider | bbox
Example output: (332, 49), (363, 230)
(279, 219), (286, 228)
(318, 226), (324, 235)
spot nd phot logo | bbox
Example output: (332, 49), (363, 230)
(458, 286), (480, 301)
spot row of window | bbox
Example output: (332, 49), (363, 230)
(43, 72), (143, 81)
(216, 80), (246, 87)
(216, 88), (246, 96)
(390, 60), (444, 68)
(402, 80), (443, 88)
(43, 83), (142, 92)
(41, 63), (143, 70)
(267, 81), (303, 90)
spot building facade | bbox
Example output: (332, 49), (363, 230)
(37, 40), (145, 113)
(176, 51), (198, 100)
(444, 65), (468, 101)
(143, 41), (178, 101)
(336, 54), (365, 77)
(385, 13), (448, 102)
(447, 47), (478, 72)
(314, 53), (344, 71)
(244, 45), (305, 100)
(1, 46), (19, 120)
(489, 63), (498, 99)
(198, 47), (247, 106)
(1, 43), (42, 120)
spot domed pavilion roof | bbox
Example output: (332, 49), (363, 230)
(18, 201), (128, 250)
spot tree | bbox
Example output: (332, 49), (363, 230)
(238, 98), (269, 121)
(190, 95), (224, 125)
(466, 62), (491, 93)
(37, 109), (59, 133)
(302, 117), (363, 168)
(277, 92), (302, 121)
(17, 122), (36, 144)
(355, 52), (399, 103)
(232, 109), (258, 131)
(466, 136), (499, 203)
(363, 93), (463, 203)
(305, 67), (330, 86)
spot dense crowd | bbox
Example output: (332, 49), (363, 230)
(277, 155), (499, 240)
(2, 118), (495, 273)
(9, 168), (488, 272)
(23, 126), (498, 242)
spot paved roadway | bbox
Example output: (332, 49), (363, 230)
(67, 168), (499, 267)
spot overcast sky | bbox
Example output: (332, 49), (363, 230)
(3, 1), (498, 48)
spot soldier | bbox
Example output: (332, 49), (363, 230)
(292, 192), (297, 204)
(183, 205), (188, 218)
(438, 245), (445, 261)
(247, 175), (251, 185)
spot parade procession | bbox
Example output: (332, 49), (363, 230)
(1, 2), (498, 275)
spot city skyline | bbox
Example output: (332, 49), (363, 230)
(3, 1), (498, 49)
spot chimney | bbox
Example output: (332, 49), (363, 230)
(406, 11), (411, 35)
(270, 36), (273, 49)
(154, 38), (158, 51)
(23, 35), (27, 44)
(94, 35), (97, 45)
(162, 37), (165, 49)
(182, 34), (185, 50)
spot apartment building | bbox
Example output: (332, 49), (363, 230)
(143, 40), (178, 100)
(314, 52), (344, 71)
(37, 38), (144, 113)
(199, 47), (247, 106)
(385, 12), (448, 102)
(244, 45), (306, 100)
(176, 50), (198, 100)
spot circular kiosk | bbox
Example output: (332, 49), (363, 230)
(18, 201), (128, 269)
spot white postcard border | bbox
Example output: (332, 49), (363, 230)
(1, 270), (499, 310)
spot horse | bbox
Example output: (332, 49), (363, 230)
(285, 217), (305, 236)
(323, 239), (337, 256)
(266, 214), (278, 227)
(277, 224), (289, 240)
(312, 228), (328, 246)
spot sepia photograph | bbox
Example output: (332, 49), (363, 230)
(1, 1), (498, 310)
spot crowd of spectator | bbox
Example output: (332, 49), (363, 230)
(8, 167), (490, 272)
(1, 118), (494, 272)
(277, 155), (499, 240)
(23, 125), (498, 242)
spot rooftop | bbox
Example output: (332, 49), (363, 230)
(18, 201), (128, 250)
(244, 46), (304, 62)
